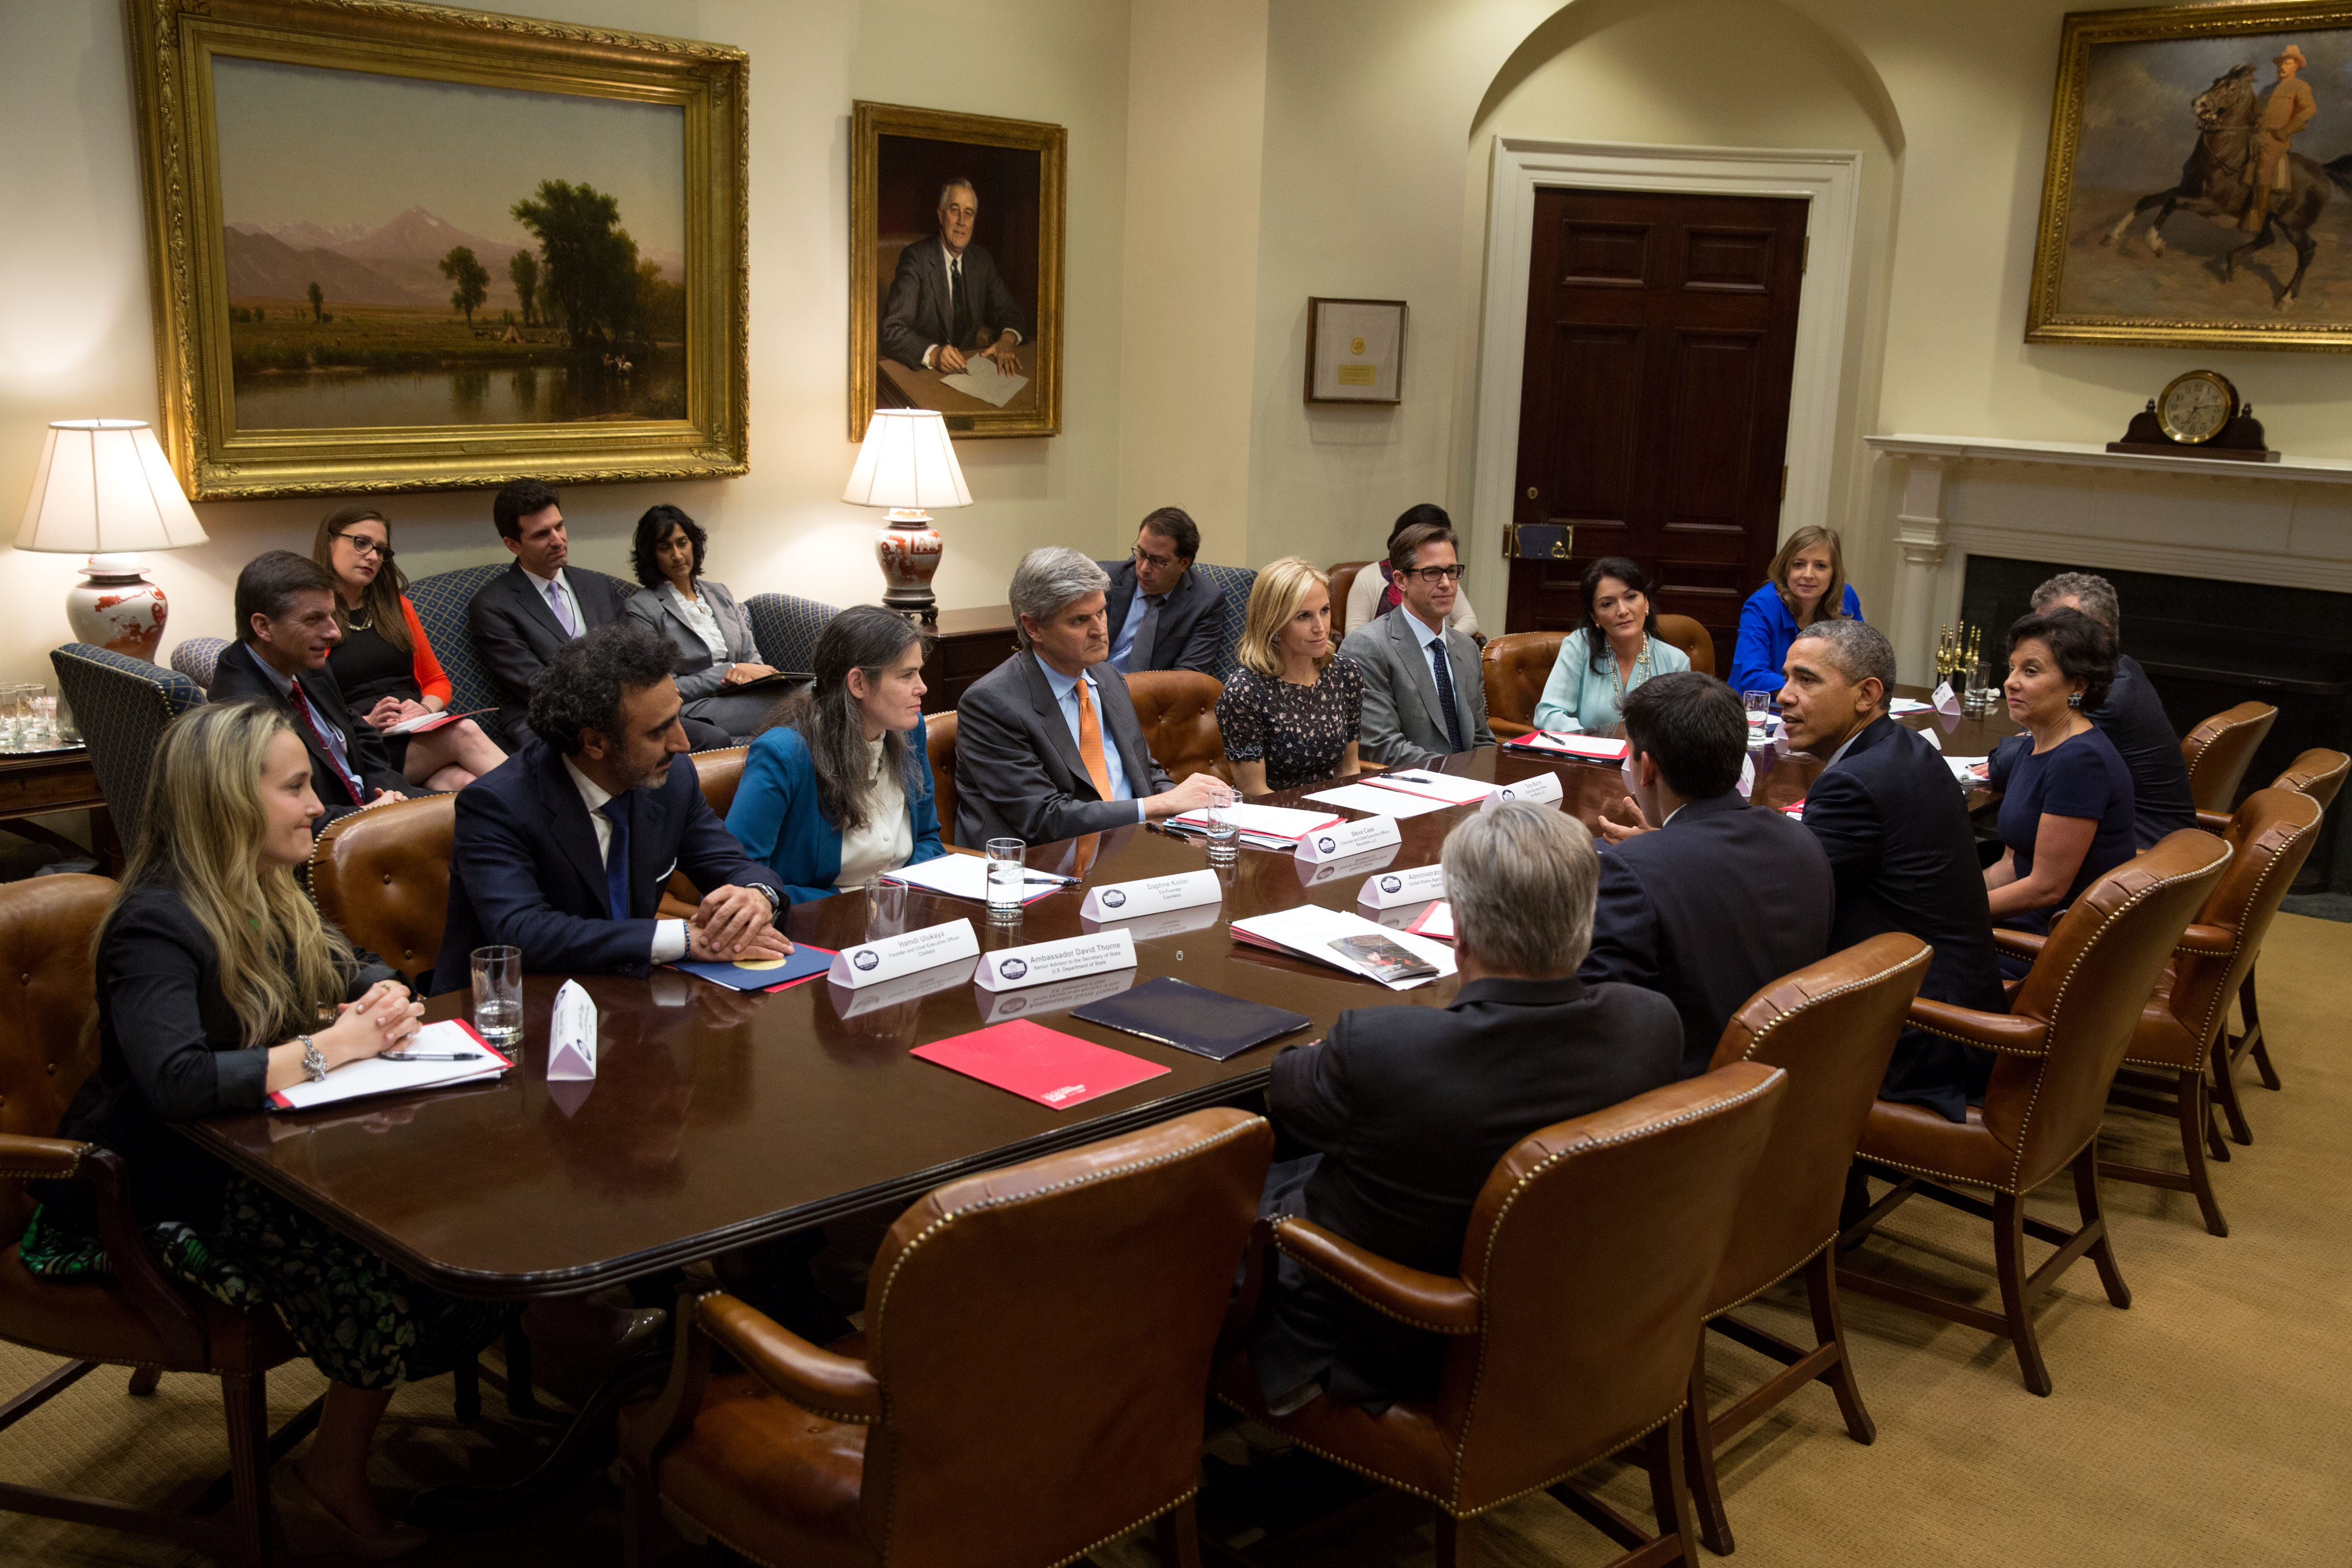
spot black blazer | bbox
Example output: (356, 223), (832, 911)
(878, 238), (1029, 371)
(466, 563), (637, 749)
(951, 651), (1174, 849)
(1254, 975), (1683, 1408)
(1802, 715), (2006, 1120)
(2096, 656), (2198, 847)
(434, 738), (785, 991)
(1581, 790), (1835, 1075)
(1097, 559), (1226, 676)
(210, 641), (411, 821)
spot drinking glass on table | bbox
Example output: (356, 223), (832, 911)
(1202, 783), (1240, 865)
(985, 837), (1027, 925)
(0, 686), (22, 751)
(470, 945), (523, 1046)
(23, 684), (52, 747)
(864, 870), (908, 939)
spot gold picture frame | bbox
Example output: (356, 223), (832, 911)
(2027, 2), (2352, 351)
(126, 0), (749, 500)
(850, 101), (1065, 440)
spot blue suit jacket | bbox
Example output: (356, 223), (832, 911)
(1727, 582), (1864, 696)
(725, 718), (946, 903)
(434, 738), (784, 992)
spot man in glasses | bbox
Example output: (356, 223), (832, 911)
(1098, 506), (1225, 676)
(1342, 520), (1493, 767)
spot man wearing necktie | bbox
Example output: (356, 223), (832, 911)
(1100, 506), (1228, 676)
(877, 176), (1030, 376)
(1341, 521), (1495, 768)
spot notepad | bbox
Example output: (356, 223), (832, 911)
(1302, 782), (1454, 819)
(884, 853), (1063, 905)
(384, 706), (496, 736)
(1229, 905), (1458, 990)
(667, 945), (836, 992)
(911, 1020), (1170, 1109)
(1504, 730), (1630, 761)
(1071, 976), (1312, 1062)
(1363, 770), (1497, 807)
(268, 1020), (511, 1112)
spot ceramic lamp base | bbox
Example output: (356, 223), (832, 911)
(67, 553), (168, 661)
(875, 510), (943, 624)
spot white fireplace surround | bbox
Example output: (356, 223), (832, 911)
(1866, 433), (2352, 685)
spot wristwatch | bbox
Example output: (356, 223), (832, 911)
(751, 883), (782, 918)
(299, 1034), (328, 1083)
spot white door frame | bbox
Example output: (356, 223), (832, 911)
(1469, 137), (1862, 625)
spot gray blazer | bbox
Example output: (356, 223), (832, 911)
(1341, 608), (1493, 769)
(625, 579), (763, 700)
(954, 651), (1173, 849)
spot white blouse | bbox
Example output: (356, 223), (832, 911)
(835, 735), (914, 889)
(663, 582), (733, 668)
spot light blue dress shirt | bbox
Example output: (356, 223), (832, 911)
(1035, 655), (1146, 823)
(1108, 590), (1156, 673)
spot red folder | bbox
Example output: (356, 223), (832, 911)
(911, 1020), (1170, 1110)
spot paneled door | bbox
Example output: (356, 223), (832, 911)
(1504, 187), (1808, 662)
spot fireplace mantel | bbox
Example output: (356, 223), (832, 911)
(1867, 432), (2352, 485)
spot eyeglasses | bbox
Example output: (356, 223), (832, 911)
(332, 533), (392, 561)
(1133, 545), (1181, 571)
(1405, 564), (1466, 584)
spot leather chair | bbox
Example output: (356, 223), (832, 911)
(48, 643), (207, 848)
(308, 794), (455, 986)
(1191, 563), (1257, 680)
(1479, 631), (1566, 740)
(652, 747), (753, 913)
(1839, 830), (2232, 1395)
(1328, 560), (1373, 635)
(2180, 702), (2277, 818)
(1217, 1064), (1787, 1568)
(1683, 934), (1930, 1555)
(926, 711), (960, 850)
(2230, 747), (2350, 1096)
(618, 1108), (1272, 1568)
(1125, 669), (1232, 785)
(0, 873), (304, 1566)
(1655, 614), (1715, 679)
(741, 593), (837, 674)
(2056, 789), (2323, 1237)
(168, 636), (230, 695)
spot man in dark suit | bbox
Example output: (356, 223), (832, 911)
(435, 622), (790, 992)
(1340, 521), (1492, 768)
(211, 551), (413, 823)
(953, 546), (1226, 848)
(1781, 620), (2005, 1121)
(1098, 506), (1225, 676)
(877, 176), (1029, 375)
(1581, 671), (1834, 1075)
(2021, 571), (2196, 847)
(1252, 802), (1682, 1412)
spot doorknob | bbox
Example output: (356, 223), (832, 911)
(1525, 486), (1538, 500)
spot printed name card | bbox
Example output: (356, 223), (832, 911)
(976, 965), (1139, 1026)
(1295, 814), (1403, 864)
(547, 979), (598, 1081)
(1078, 868), (1221, 924)
(974, 928), (1138, 993)
(1357, 862), (1448, 909)
(827, 917), (981, 990)
(1487, 772), (1564, 806)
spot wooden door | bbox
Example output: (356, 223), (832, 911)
(1504, 187), (1809, 660)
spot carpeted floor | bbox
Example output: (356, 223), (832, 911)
(4, 915), (2346, 1568)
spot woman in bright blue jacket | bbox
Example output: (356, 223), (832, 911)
(1727, 524), (1863, 696)
(725, 606), (945, 904)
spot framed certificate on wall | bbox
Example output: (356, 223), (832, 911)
(1305, 297), (1406, 404)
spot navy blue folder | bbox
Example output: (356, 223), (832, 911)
(1070, 976), (1312, 1062)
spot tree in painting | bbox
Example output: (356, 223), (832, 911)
(439, 245), (490, 326)
(508, 249), (539, 328)
(511, 179), (640, 348)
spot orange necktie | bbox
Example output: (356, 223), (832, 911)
(1074, 678), (1116, 800)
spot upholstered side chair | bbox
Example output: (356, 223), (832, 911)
(741, 592), (838, 675)
(49, 644), (207, 847)
(2181, 702), (2277, 820)
(1190, 563), (1258, 681)
(1125, 669), (1232, 785)
(1654, 614), (1716, 679)
(1325, 560), (1372, 635)
(167, 636), (230, 695)
(2227, 747), (2349, 1102)
(1478, 631), (1566, 739)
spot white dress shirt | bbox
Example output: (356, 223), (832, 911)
(835, 735), (914, 889)
(1035, 655), (1146, 823)
(1398, 603), (1454, 698)
(524, 566), (585, 640)
(663, 581), (732, 667)
(563, 755), (687, 962)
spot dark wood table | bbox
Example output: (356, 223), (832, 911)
(0, 745), (118, 870)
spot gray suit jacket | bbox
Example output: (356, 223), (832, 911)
(1341, 609), (1492, 769)
(466, 562), (637, 749)
(1098, 559), (1225, 676)
(625, 579), (761, 699)
(954, 651), (1173, 849)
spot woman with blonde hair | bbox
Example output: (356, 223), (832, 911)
(1727, 524), (1864, 695)
(1216, 556), (1363, 793)
(20, 702), (509, 1557)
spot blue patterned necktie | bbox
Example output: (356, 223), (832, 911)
(599, 795), (632, 922)
(1429, 636), (1467, 754)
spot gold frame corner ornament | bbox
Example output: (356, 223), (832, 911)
(125, 0), (751, 500)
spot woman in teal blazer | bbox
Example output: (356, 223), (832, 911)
(726, 606), (945, 903)
(1531, 557), (1690, 734)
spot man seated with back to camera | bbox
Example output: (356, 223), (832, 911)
(435, 621), (790, 993)
(1250, 803), (1682, 1415)
(1581, 671), (1834, 1076)
(1341, 518), (1494, 768)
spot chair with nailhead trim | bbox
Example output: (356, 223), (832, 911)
(2223, 748), (2349, 1112)
(48, 644), (207, 849)
(742, 593), (840, 676)
(167, 636), (230, 695)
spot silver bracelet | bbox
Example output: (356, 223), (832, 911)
(298, 1034), (328, 1083)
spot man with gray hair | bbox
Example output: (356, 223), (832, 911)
(953, 545), (1227, 847)
(2018, 571), (2195, 846)
(1780, 618), (2002, 1123)
(1247, 803), (1682, 1415)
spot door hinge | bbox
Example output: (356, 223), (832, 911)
(1802, 236), (1810, 274)
(1780, 466), (1789, 502)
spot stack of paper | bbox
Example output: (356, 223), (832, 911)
(1889, 697), (1935, 716)
(1946, 756), (1990, 786)
(1169, 803), (1343, 850)
(1363, 770), (1497, 807)
(1406, 900), (1456, 942)
(268, 1020), (510, 1112)
(1230, 904), (1457, 990)
(884, 852), (1063, 906)
(1504, 730), (1630, 762)
(1302, 782), (1454, 819)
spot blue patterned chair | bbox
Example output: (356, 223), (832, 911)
(407, 563), (640, 719)
(742, 593), (838, 675)
(49, 644), (207, 847)
(167, 636), (229, 695)
(1192, 563), (1258, 682)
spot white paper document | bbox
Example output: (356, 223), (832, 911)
(1170, 802), (1343, 849)
(940, 356), (1030, 406)
(1889, 698), (1935, 715)
(268, 1020), (509, 1112)
(1407, 901), (1456, 942)
(1230, 904), (1457, 990)
(1946, 756), (1990, 786)
(885, 852), (1059, 905)
(1364, 769), (1498, 807)
(1303, 782), (1454, 820)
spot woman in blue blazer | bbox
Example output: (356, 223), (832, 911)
(727, 606), (946, 903)
(1727, 525), (1863, 696)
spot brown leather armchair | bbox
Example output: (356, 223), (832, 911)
(1839, 830), (2231, 1395)
(308, 793), (455, 984)
(1125, 669), (1232, 785)
(1217, 1064), (1787, 1568)
(1684, 934), (1930, 1555)
(619, 1108), (1271, 1568)
(1479, 632), (1565, 739)
(2231, 747), (2349, 1089)
(1328, 559), (1373, 634)
(926, 710), (959, 849)
(0, 874), (303, 1566)
(1655, 613), (1716, 678)
(690, 745), (748, 817)
(2181, 702), (2277, 818)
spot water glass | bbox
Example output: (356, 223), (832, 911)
(24, 685), (52, 747)
(0, 686), (22, 752)
(1202, 784), (1240, 864)
(864, 871), (908, 939)
(984, 837), (1027, 925)
(470, 945), (523, 1046)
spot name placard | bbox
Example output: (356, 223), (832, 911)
(974, 928), (1138, 992)
(1357, 862), (1448, 909)
(1488, 772), (1564, 806)
(977, 965), (1139, 1025)
(547, 979), (598, 1081)
(1079, 868), (1221, 924)
(1295, 814), (1403, 864)
(828, 918), (981, 990)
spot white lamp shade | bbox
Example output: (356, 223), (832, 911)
(16, 420), (208, 555)
(842, 409), (972, 510)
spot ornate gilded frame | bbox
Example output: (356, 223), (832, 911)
(2027, 2), (2352, 351)
(850, 101), (1065, 440)
(125, 0), (749, 499)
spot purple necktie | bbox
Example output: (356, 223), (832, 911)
(546, 579), (579, 638)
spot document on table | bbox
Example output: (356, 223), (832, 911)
(1302, 782), (1454, 819)
(268, 1020), (510, 1111)
(1169, 803), (1344, 849)
(1230, 904), (1458, 990)
(1363, 769), (1498, 807)
(940, 357), (1030, 406)
(1946, 756), (1990, 786)
(884, 852), (1061, 905)
(1889, 698), (1935, 716)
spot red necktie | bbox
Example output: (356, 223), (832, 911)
(287, 681), (360, 804)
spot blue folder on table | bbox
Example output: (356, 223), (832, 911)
(1070, 976), (1312, 1061)
(667, 945), (834, 992)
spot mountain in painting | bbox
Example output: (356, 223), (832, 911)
(221, 226), (429, 307)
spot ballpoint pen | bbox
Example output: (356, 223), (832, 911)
(1022, 872), (1081, 886)
(379, 1051), (483, 1062)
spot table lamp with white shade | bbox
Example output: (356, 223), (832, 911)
(15, 420), (208, 661)
(843, 408), (970, 624)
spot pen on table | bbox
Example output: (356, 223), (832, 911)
(1022, 872), (1081, 886)
(380, 1051), (482, 1062)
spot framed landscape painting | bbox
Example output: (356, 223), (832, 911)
(127, 0), (749, 499)
(2028, 2), (2352, 350)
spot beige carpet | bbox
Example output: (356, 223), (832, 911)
(5, 913), (2346, 1567)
